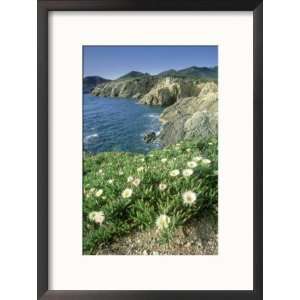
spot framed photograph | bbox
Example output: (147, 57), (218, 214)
(38, 0), (262, 299)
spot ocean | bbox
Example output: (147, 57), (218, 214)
(83, 94), (164, 154)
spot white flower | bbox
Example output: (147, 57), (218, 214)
(122, 188), (133, 198)
(161, 158), (168, 163)
(98, 169), (104, 175)
(95, 189), (103, 197)
(202, 159), (211, 165)
(156, 214), (171, 231)
(208, 142), (213, 145)
(193, 156), (202, 162)
(127, 176), (134, 183)
(176, 143), (181, 146)
(186, 148), (191, 152)
(182, 169), (194, 177)
(140, 158), (145, 162)
(88, 211), (105, 225)
(88, 211), (96, 221)
(137, 166), (144, 172)
(169, 169), (180, 177)
(132, 178), (141, 187)
(108, 179), (114, 184)
(159, 183), (167, 191)
(182, 191), (197, 206)
(187, 161), (198, 168)
(119, 170), (124, 175)
(102, 196), (107, 200)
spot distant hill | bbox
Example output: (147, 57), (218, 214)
(157, 69), (177, 77)
(90, 65), (218, 103)
(158, 66), (218, 80)
(83, 76), (110, 93)
(117, 71), (150, 80)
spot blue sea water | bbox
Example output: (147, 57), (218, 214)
(83, 94), (164, 154)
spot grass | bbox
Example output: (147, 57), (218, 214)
(83, 138), (218, 254)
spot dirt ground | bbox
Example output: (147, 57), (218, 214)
(95, 216), (218, 255)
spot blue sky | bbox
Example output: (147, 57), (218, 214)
(83, 46), (218, 79)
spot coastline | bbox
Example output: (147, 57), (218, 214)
(82, 67), (218, 255)
(90, 78), (218, 147)
(83, 94), (163, 154)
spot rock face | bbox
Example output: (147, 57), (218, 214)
(92, 76), (209, 106)
(159, 82), (218, 145)
(139, 77), (196, 106)
(90, 67), (218, 146)
(143, 132), (157, 143)
(91, 76), (158, 99)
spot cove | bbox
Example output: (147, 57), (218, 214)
(83, 94), (164, 154)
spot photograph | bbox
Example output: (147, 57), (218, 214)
(82, 46), (218, 255)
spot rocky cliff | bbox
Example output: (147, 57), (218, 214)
(91, 76), (213, 106)
(92, 75), (158, 99)
(90, 67), (218, 145)
(159, 81), (218, 145)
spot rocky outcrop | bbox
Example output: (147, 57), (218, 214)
(90, 67), (218, 146)
(91, 76), (158, 99)
(139, 77), (197, 106)
(143, 132), (157, 143)
(159, 82), (218, 145)
(92, 75), (211, 107)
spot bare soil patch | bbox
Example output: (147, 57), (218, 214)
(96, 216), (218, 255)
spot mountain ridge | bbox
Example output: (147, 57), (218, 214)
(117, 71), (150, 80)
(85, 65), (218, 84)
(158, 66), (217, 79)
(83, 76), (110, 93)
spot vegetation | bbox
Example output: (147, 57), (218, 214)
(117, 71), (150, 80)
(83, 76), (111, 93)
(157, 66), (218, 80)
(83, 138), (218, 254)
(114, 67), (218, 83)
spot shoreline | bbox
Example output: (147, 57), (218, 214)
(83, 94), (163, 154)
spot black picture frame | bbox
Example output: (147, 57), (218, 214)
(37, 1), (263, 299)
